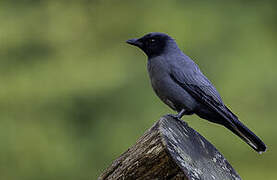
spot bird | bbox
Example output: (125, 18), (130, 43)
(126, 32), (266, 153)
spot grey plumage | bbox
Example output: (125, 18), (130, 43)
(126, 32), (266, 153)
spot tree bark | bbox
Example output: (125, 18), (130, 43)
(98, 115), (241, 180)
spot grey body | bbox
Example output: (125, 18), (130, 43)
(147, 42), (221, 121)
(126, 32), (266, 153)
(147, 53), (198, 112)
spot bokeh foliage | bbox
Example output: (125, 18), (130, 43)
(0, 0), (276, 179)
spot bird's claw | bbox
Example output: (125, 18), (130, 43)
(166, 113), (188, 126)
(166, 113), (181, 120)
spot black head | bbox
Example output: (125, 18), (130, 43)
(126, 32), (175, 58)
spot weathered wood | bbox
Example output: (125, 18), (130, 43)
(98, 115), (241, 180)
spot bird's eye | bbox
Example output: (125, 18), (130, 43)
(149, 38), (155, 43)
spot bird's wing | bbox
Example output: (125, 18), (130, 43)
(170, 65), (268, 152)
(170, 66), (237, 121)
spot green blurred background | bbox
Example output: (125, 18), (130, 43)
(1, 0), (276, 179)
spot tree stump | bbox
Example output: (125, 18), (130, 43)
(98, 115), (241, 180)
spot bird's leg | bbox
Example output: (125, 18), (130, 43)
(176, 109), (187, 119)
(168, 109), (187, 120)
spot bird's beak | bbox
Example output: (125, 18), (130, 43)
(126, 38), (142, 47)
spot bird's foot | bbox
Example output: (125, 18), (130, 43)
(166, 109), (189, 126)
(167, 113), (181, 120)
(166, 114), (188, 126)
(168, 109), (187, 119)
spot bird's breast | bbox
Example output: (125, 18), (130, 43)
(147, 59), (198, 111)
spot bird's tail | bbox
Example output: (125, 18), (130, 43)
(223, 110), (267, 153)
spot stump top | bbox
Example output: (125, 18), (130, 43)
(160, 115), (241, 180)
(99, 115), (241, 180)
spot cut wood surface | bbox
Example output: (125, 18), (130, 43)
(98, 115), (241, 180)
